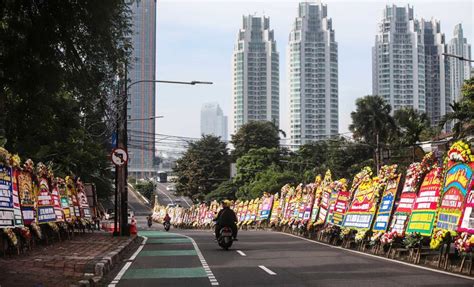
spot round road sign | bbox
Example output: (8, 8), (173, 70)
(111, 148), (128, 166)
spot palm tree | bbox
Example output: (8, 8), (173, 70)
(394, 108), (430, 160)
(439, 78), (474, 139)
(349, 95), (396, 171)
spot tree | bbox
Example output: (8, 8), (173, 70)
(1, 1), (132, 198)
(204, 180), (237, 202)
(237, 165), (299, 200)
(439, 78), (474, 138)
(233, 147), (280, 189)
(349, 95), (396, 170)
(394, 108), (430, 160)
(231, 121), (280, 159)
(173, 135), (230, 202)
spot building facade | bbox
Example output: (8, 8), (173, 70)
(288, 2), (338, 148)
(448, 24), (472, 103)
(127, 0), (157, 178)
(372, 5), (426, 113)
(200, 103), (228, 141)
(420, 19), (450, 126)
(231, 15), (279, 134)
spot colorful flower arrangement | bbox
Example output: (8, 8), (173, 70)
(403, 232), (423, 249)
(446, 141), (474, 163)
(3, 228), (18, 247)
(30, 222), (42, 239)
(355, 230), (368, 243)
(18, 226), (32, 241)
(454, 232), (474, 254)
(380, 231), (400, 246)
(47, 222), (60, 233)
(340, 227), (352, 240)
(430, 228), (457, 250)
(0, 147), (10, 165)
(370, 231), (384, 244)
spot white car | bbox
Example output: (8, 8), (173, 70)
(166, 184), (176, 191)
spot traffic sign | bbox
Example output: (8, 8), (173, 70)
(111, 148), (128, 166)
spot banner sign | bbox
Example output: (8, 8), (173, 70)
(0, 165), (15, 227)
(37, 178), (57, 223)
(317, 188), (331, 223)
(390, 163), (423, 234)
(436, 163), (473, 231)
(303, 193), (314, 222)
(18, 171), (35, 225)
(11, 169), (24, 227)
(51, 185), (64, 222)
(332, 190), (350, 226)
(373, 175), (401, 231)
(343, 177), (377, 229)
(406, 168), (442, 235)
(260, 195), (273, 220)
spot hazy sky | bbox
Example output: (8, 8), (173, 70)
(154, 0), (473, 141)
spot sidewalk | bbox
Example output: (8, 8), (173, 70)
(0, 232), (140, 287)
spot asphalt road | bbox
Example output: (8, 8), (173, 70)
(155, 182), (192, 208)
(109, 222), (474, 287)
(128, 185), (152, 216)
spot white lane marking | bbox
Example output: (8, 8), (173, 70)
(258, 265), (277, 275)
(236, 250), (246, 257)
(278, 232), (474, 282)
(181, 234), (220, 286)
(181, 196), (192, 208)
(156, 184), (174, 204)
(108, 236), (148, 287)
(128, 183), (150, 204)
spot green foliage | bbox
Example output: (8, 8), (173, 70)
(439, 78), (474, 138)
(349, 95), (396, 149)
(204, 180), (237, 202)
(1, 1), (132, 198)
(135, 180), (155, 201)
(233, 147), (280, 188)
(231, 121), (280, 159)
(394, 108), (430, 146)
(173, 135), (230, 202)
(237, 165), (299, 200)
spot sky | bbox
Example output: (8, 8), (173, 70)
(154, 0), (473, 141)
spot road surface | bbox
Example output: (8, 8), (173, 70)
(108, 222), (474, 287)
(128, 185), (152, 216)
(155, 182), (192, 208)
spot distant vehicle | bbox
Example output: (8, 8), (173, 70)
(166, 203), (176, 209)
(166, 184), (176, 191)
(158, 172), (167, 183)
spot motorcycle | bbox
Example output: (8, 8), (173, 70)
(164, 221), (171, 232)
(217, 226), (233, 250)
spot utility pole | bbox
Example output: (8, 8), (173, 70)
(119, 63), (130, 236)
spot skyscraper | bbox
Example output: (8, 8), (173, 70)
(127, 0), (156, 178)
(448, 24), (472, 103)
(420, 19), (450, 126)
(231, 15), (279, 134)
(372, 5), (426, 113)
(201, 103), (228, 141)
(288, 2), (338, 148)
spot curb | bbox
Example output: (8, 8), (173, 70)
(73, 235), (142, 287)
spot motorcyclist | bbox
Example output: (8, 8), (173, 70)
(147, 215), (153, 227)
(163, 213), (171, 227)
(214, 200), (238, 241)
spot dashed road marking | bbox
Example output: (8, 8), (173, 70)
(258, 265), (277, 275)
(236, 250), (246, 256)
(108, 236), (148, 286)
(279, 232), (474, 282)
(181, 234), (220, 286)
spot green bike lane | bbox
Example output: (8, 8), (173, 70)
(110, 230), (218, 287)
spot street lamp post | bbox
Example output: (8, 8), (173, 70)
(442, 52), (474, 63)
(115, 76), (212, 236)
